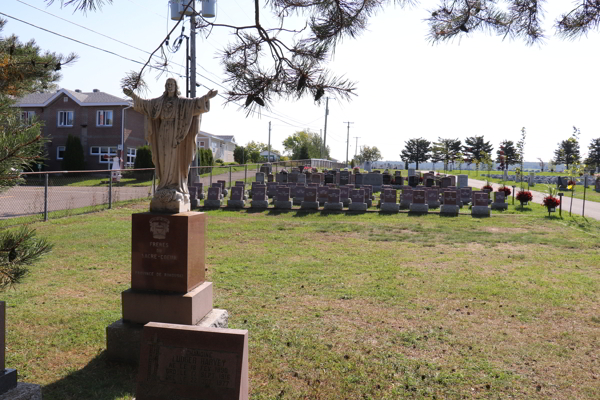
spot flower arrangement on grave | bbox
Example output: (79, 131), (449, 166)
(567, 179), (576, 186)
(498, 186), (512, 196)
(311, 167), (318, 173)
(419, 177), (423, 183)
(542, 195), (560, 209)
(482, 184), (493, 191)
(353, 166), (360, 174)
(516, 190), (533, 205)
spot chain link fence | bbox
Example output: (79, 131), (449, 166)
(1, 159), (345, 227)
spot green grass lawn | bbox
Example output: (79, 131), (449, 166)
(2, 203), (599, 399)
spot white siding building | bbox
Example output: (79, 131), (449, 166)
(196, 131), (236, 162)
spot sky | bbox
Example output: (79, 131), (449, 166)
(2, 0), (600, 164)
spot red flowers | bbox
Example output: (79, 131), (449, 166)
(516, 191), (533, 203)
(498, 186), (512, 196)
(542, 196), (560, 208)
(482, 184), (493, 191)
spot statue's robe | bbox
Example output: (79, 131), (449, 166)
(132, 93), (211, 197)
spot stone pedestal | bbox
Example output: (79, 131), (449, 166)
(471, 206), (490, 217)
(150, 194), (191, 213)
(300, 201), (319, 210)
(227, 200), (246, 208)
(204, 199), (223, 208)
(274, 201), (293, 209)
(0, 382), (41, 400)
(250, 200), (269, 209)
(0, 369), (16, 396)
(491, 202), (508, 211)
(409, 203), (429, 213)
(292, 197), (303, 206)
(380, 203), (399, 213)
(440, 204), (459, 216)
(324, 202), (343, 210)
(348, 202), (367, 211)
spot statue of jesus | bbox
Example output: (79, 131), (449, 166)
(124, 78), (217, 213)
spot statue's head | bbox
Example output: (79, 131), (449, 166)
(163, 78), (180, 97)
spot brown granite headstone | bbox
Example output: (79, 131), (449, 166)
(276, 187), (290, 202)
(384, 189), (397, 204)
(473, 192), (489, 207)
(443, 190), (457, 205)
(426, 189), (439, 203)
(413, 190), (425, 204)
(230, 187), (243, 201)
(137, 323), (249, 400)
(340, 187), (350, 200)
(131, 212), (206, 293)
(304, 187), (317, 202)
(327, 188), (340, 203)
(350, 189), (364, 203)
(207, 187), (221, 200)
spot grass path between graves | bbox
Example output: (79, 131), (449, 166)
(2, 202), (600, 400)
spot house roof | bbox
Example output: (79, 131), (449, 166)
(16, 88), (130, 107)
(259, 151), (280, 157)
(196, 131), (236, 143)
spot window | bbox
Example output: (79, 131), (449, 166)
(57, 146), (65, 160)
(199, 141), (205, 148)
(97, 110), (113, 126)
(63, 97), (68, 103)
(90, 146), (100, 155)
(20, 111), (35, 123)
(212, 142), (217, 149)
(58, 111), (74, 127)
(91, 146), (117, 162)
(126, 148), (137, 166)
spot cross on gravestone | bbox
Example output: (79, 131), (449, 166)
(230, 186), (244, 201)
(413, 190), (426, 204)
(304, 187), (318, 202)
(327, 189), (341, 203)
(251, 186), (267, 201)
(276, 187), (290, 202)
(350, 189), (365, 203)
(473, 192), (489, 207)
(207, 187), (221, 200)
(443, 190), (458, 205)
(384, 189), (397, 204)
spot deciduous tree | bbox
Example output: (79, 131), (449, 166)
(357, 146), (382, 164)
(401, 138), (431, 170)
(282, 131), (328, 160)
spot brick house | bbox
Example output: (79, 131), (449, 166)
(15, 88), (146, 171)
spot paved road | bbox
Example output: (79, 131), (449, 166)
(468, 177), (600, 221)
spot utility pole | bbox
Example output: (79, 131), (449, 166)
(353, 136), (360, 157)
(268, 121), (271, 163)
(322, 97), (330, 159)
(187, 2), (198, 183)
(343, 121), (354, 167)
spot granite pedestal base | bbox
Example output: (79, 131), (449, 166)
(409, 204), (429, 213)
(0, 369), (17, 395)
(348, 202), (367, 211)
(440, 205), (459, 215)
(0, 382), (41, 400)
(274, 201), (293, 209)
(399, 202), (411, 209)
(251, 200), (269, 209)
(227, 200), (246, 208)
(293, 198), (303, 206)
(427, 201), (441, 208)
(324, 202), (343, 210)
(380, 203), (399, 212)
(203, 199), (223, 208)
(122, 282), (213, 325)
(106, 309), (229, 365)
(491, 203), (508, 211)
(318, 198), (327, 206)
(471, 206), (490, 217)
(300, 201), (319, 210)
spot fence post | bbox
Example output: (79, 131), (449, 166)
(108, 172), (113, 209)
(229, 165), (232, 189)
(209, 167), (213, 185)
(244, 164), (247, 184)
(44, 173), (48, 222)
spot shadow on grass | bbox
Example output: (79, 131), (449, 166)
(42, 351), (136, 400)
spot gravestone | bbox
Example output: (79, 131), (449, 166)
(190, 182), (205, 206)
(301, 187), (319, 209)
(324, 189), (343, 210)
(217, 180), (228, 197)
(557, 176), (568, 190)
(529, 172), (535, 187)
(491, 191), (508, 210)
(503, 170), (509, 180)
(205, 187), (223, 208)
(297, 173), (307, 184)
(460, 187), (472, 205)
(457, 175), (468, 188)
(449, 175), (456, 186)
(274, 187), (292, 209)
(596, 177), (600, 193)
(408, 176), (419, 187)
(250, 186), (269, 209)
(317, 186), (329, 205)
(267, 174), (274, 183)
(408, 168), (416, 177)
(276, 172), (288, 183)
(348, 189), (367, 211)
(0, 302), (17, 396)
(440, 177), (451, 188)
(394, 176), (404, 186)
(266, 182), (278, 198)
(426, 188), (440, 208)
(400, 189), (413, 209)
(340, 186), (351, 207)
(311, 174), (321, 184)
(363, 186), (373, 207)
(292, 186), (305, 206)
(227, 186), (245, 208)
(382, 174), (392, 185)
(410, 190), (428, 213)
(425, 178), (434, 187)
(260, 163), (271, 175)
(255, 172), (265, 184)
(288, 172), (298, 183)
(440, 190), (459, 215)
(324, 174), (334, 184)
(380, 189), (399, 212)
(340, 171), (350, 186)
(471, 192), (490, 217)
(136, 322), (248, 400)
